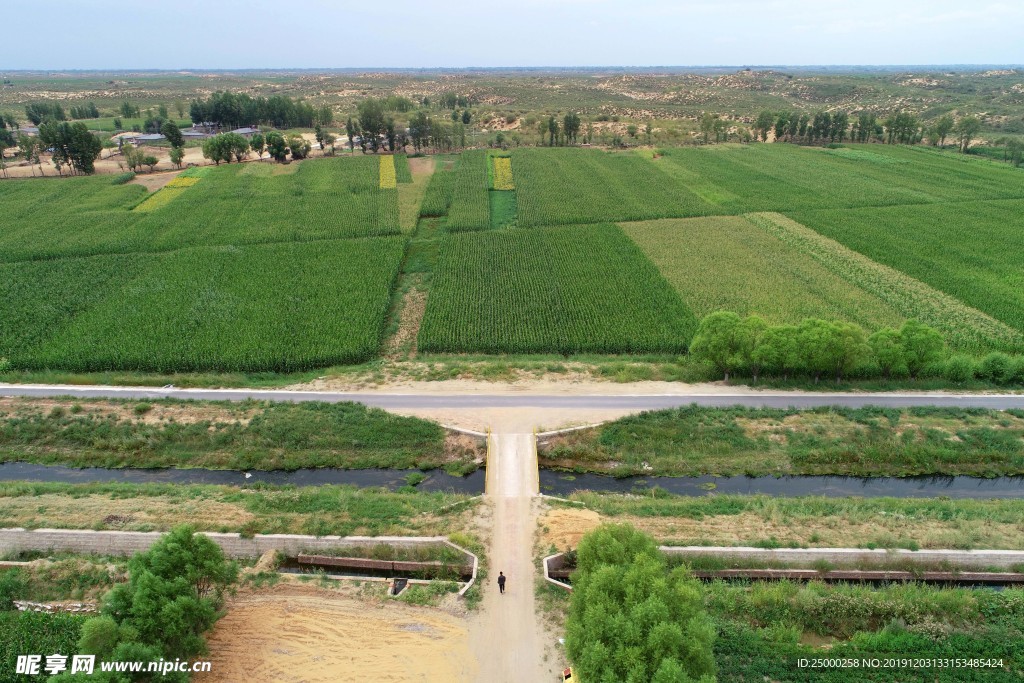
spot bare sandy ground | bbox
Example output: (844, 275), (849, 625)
(196, 584), (476, 683)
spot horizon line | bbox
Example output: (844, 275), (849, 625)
(3, 64), (1023, 73)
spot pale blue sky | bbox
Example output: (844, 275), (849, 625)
(4, 0), (1023, 69)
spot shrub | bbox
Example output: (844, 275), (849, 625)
(944, 354), (977, 383)
(111, 171), (135, 185)
(979, 352), (1015, 384)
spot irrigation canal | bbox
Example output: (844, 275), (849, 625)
(4, 462), (1024, 499)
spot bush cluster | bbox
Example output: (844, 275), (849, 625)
(691, 311), (1024, 384)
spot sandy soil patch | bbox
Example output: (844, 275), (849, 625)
(539, 507), (602, 551)
(196, 584), (476, 683)
(128, 169), (184, 191)
(0, 494), (254, 532)
(386, 288), (427, 359)
(407, 155), (435, 176)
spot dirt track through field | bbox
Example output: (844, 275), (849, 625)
(467, 432), (554, 682)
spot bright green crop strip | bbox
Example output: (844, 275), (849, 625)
(418, 223), (695, 354)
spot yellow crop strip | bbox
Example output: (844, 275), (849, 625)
(166, 176), (200, 188)
(379, 155), (397, 189)
(133, 187), (187, 212)
(493, 156), (514, 190)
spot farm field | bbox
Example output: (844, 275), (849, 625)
(0, 156), (400, 262)
(445, 149), (490, 231)
(790, 199), (1024, 338)
(510, 147), (712, 227)
(654, 144), (1024, 212)
(1, 140), (1023, 375)
(1, 237), (405, 372)
(621, 215), (905, 330)
(417, 224), (695, 355)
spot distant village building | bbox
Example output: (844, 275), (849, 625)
(123, 133), (166, 146)
(230, 127), (260, 138)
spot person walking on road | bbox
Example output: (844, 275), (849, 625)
(498, 572), (506, 594)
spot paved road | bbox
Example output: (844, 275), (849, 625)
(2, 384), (1024, 410)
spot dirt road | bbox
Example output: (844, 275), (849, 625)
(468, 432), (555, 682)
(196, 584), (477, 682)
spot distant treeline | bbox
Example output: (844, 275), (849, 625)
(753, 110), (986, 152)
(189, 92), (332, 129)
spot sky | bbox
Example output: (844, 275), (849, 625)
(3, 0), (1023, 69)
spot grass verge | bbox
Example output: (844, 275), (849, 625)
(540, 405), (1024, 477)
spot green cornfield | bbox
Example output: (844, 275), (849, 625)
(418, 224), (696, 355)
(749, 211), (1024, 352)
(0, 156), (398, 262)
(511, 148), (713, 227)
(445, 150), (491, 231)
(419, 159), (456, 217)
(3, 238), (405, 372)
(788, 201), (1024, 346)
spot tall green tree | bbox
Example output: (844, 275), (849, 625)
(547, 116), (560, 146)
(265, 131), (288, 162)
(563, 112), (582, 144)
(690, 311), (744, 381)
(868, 327), (906, 378)
(751, 324), (801, 379)
(934, 115), (954, 147)
(753, 111), (774, 141)
(161, 120), (184, 148)
(39, 121), (102, 175)
(345, 117), (357, 153)
(250, 132), (265, 160)
(357, 98), (387, 152)
(102, 526), (237, 659)
(955, 115), (982, 153)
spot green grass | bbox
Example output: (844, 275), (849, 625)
(0, 399), (472, 471)
(0, 156), (399, 262)
(418, 224), (696, 355)
(622, 216), (904, 329)
(709, 582), (1023, 681)
(2, 237), (405, 372)
(790, 200), (1024, 341)
(539, 405), (1024, 477)
(489, 190), (517, 228)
